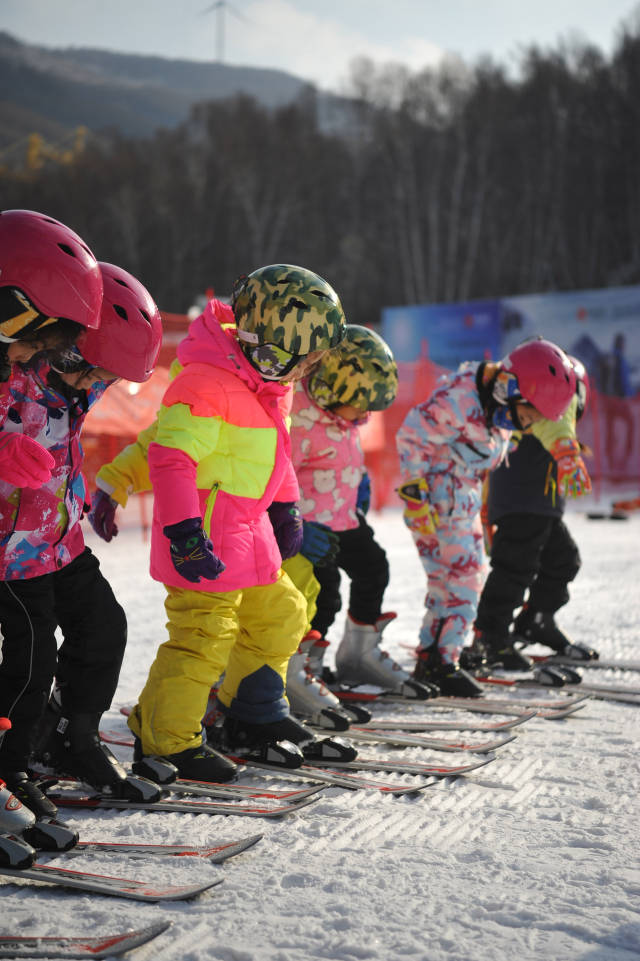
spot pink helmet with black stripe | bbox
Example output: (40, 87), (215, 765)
(0, 209), (102, 331)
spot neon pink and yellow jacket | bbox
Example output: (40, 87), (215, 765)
(116, 300), (298, 592)
(0, 363), (107, 580)
(290, 380), (363, 532)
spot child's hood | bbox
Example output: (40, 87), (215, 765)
(177, 298), (288, 402)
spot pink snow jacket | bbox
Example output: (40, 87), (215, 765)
(0, 363), (107, 580)
(396, 362), (509, 521)
(290, 380), (364, 532)
(147, 300), (299, 592)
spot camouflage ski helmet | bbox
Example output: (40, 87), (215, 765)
(232, 264), (346, 378)
(307, 324), (398, 412)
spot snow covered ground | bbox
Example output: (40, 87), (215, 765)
(2, 507), (640, 961)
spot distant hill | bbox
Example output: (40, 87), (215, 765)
(0, 30), (319, 158)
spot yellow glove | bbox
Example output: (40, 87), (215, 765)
(480, 474), (495, 552)
(397, 477), (440, 535)
(550, 438), (592, 498)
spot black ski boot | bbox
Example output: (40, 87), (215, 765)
(459, 636), (490, 674)
(131, 740), (179, 785)
(23, 818), (79, 853)
(219, 714), (358, 764)
(472, 629), (533, 672)
(161, 742), (237, 784)
(556, 643), (599, 662)
(413, 647), (483, 697)
(208, 715), (304, 768)
(340, 703), (373, 724)
(511, 606), (594, 658)
(531, 665), (567, 687)
(3, 771), (58, 820)
(32, 704), (161, 803)
(0, 833), (36, 869)
(533, 664), (581, 686)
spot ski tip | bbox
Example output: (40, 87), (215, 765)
(0, 922), (173, 959)
(150, 877), (224, 900)
(208, 834), (264, 859)
(134, 920), (173, 939)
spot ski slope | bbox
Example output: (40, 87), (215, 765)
(2, 509), (639, 961)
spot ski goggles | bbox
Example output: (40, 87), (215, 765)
(49, 345), (96, 376)
(238, 333), (308, 380)
(491, 369), (531, 430)
(0, 287), (60, 343)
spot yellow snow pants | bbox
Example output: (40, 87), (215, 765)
(128, 570), (307, 756)
(281, 553), (320, 630)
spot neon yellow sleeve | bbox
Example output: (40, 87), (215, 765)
(530, 395), (578, 454)
(95, 420), (158, 507)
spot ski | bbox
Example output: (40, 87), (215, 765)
(358, 711), (538, 733)
(531, 654), (640, 673)
(60, 834), (263, 863)
(329, 728), (518, 754)
(573, 685), (640, 705)
(0, 922), (171, 959)
(54, 759), (325, 803)
(477, 675), (582, 691)
(480, 675), (640, 704)
(222, 756), (438, 794)
(107, 725), (513, 757)
(301, 754), (496, 778)
(334, 687), (435, 706)
(422, 696), (589, 720)
(167, 779), (325, 801)
(0, 862), (220, 901)
(334, 686), (590, 714)
(45, 791), (319, 818)
(99, 730), (435, 794)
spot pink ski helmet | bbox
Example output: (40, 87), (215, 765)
(78, 263), (162, 382)
(0, 210), (103, 334)
(502, 339), (576, 421)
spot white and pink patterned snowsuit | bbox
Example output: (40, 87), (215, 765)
(396, 362), (508, 663)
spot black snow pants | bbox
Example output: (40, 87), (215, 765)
(311, 514), (389, 637)
(475, 512), (581, 634)
(0, 547), (127, 770)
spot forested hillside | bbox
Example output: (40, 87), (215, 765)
(2, 24), (639, 321)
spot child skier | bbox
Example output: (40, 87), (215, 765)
(396, 339), (577, 696)
(0, 260), (163, 816)
(283, 325), (435, 729)
(91, 265), (352, 783)
(471, 356), (597, 669)
(0, 209), (103, 819)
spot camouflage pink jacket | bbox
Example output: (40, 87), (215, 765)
(290, 380), (364, 532)
(396, 362), (509, 521)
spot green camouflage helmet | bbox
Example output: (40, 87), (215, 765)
(232, 264), (346, 356)
(307, 324), (398, 413)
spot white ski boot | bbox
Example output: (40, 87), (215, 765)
(286, 632), (352, 731)
(304, 633), (372, 722)
(335, 613), (435, 699)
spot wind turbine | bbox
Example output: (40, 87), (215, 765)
(199, 1), (247, 63)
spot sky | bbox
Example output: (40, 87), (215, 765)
(1, 0), (639, 91)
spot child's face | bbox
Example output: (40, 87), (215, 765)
(516, 403), (544, 430)
(331, 403), (365, 422)
(6, 340), (46, 365)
